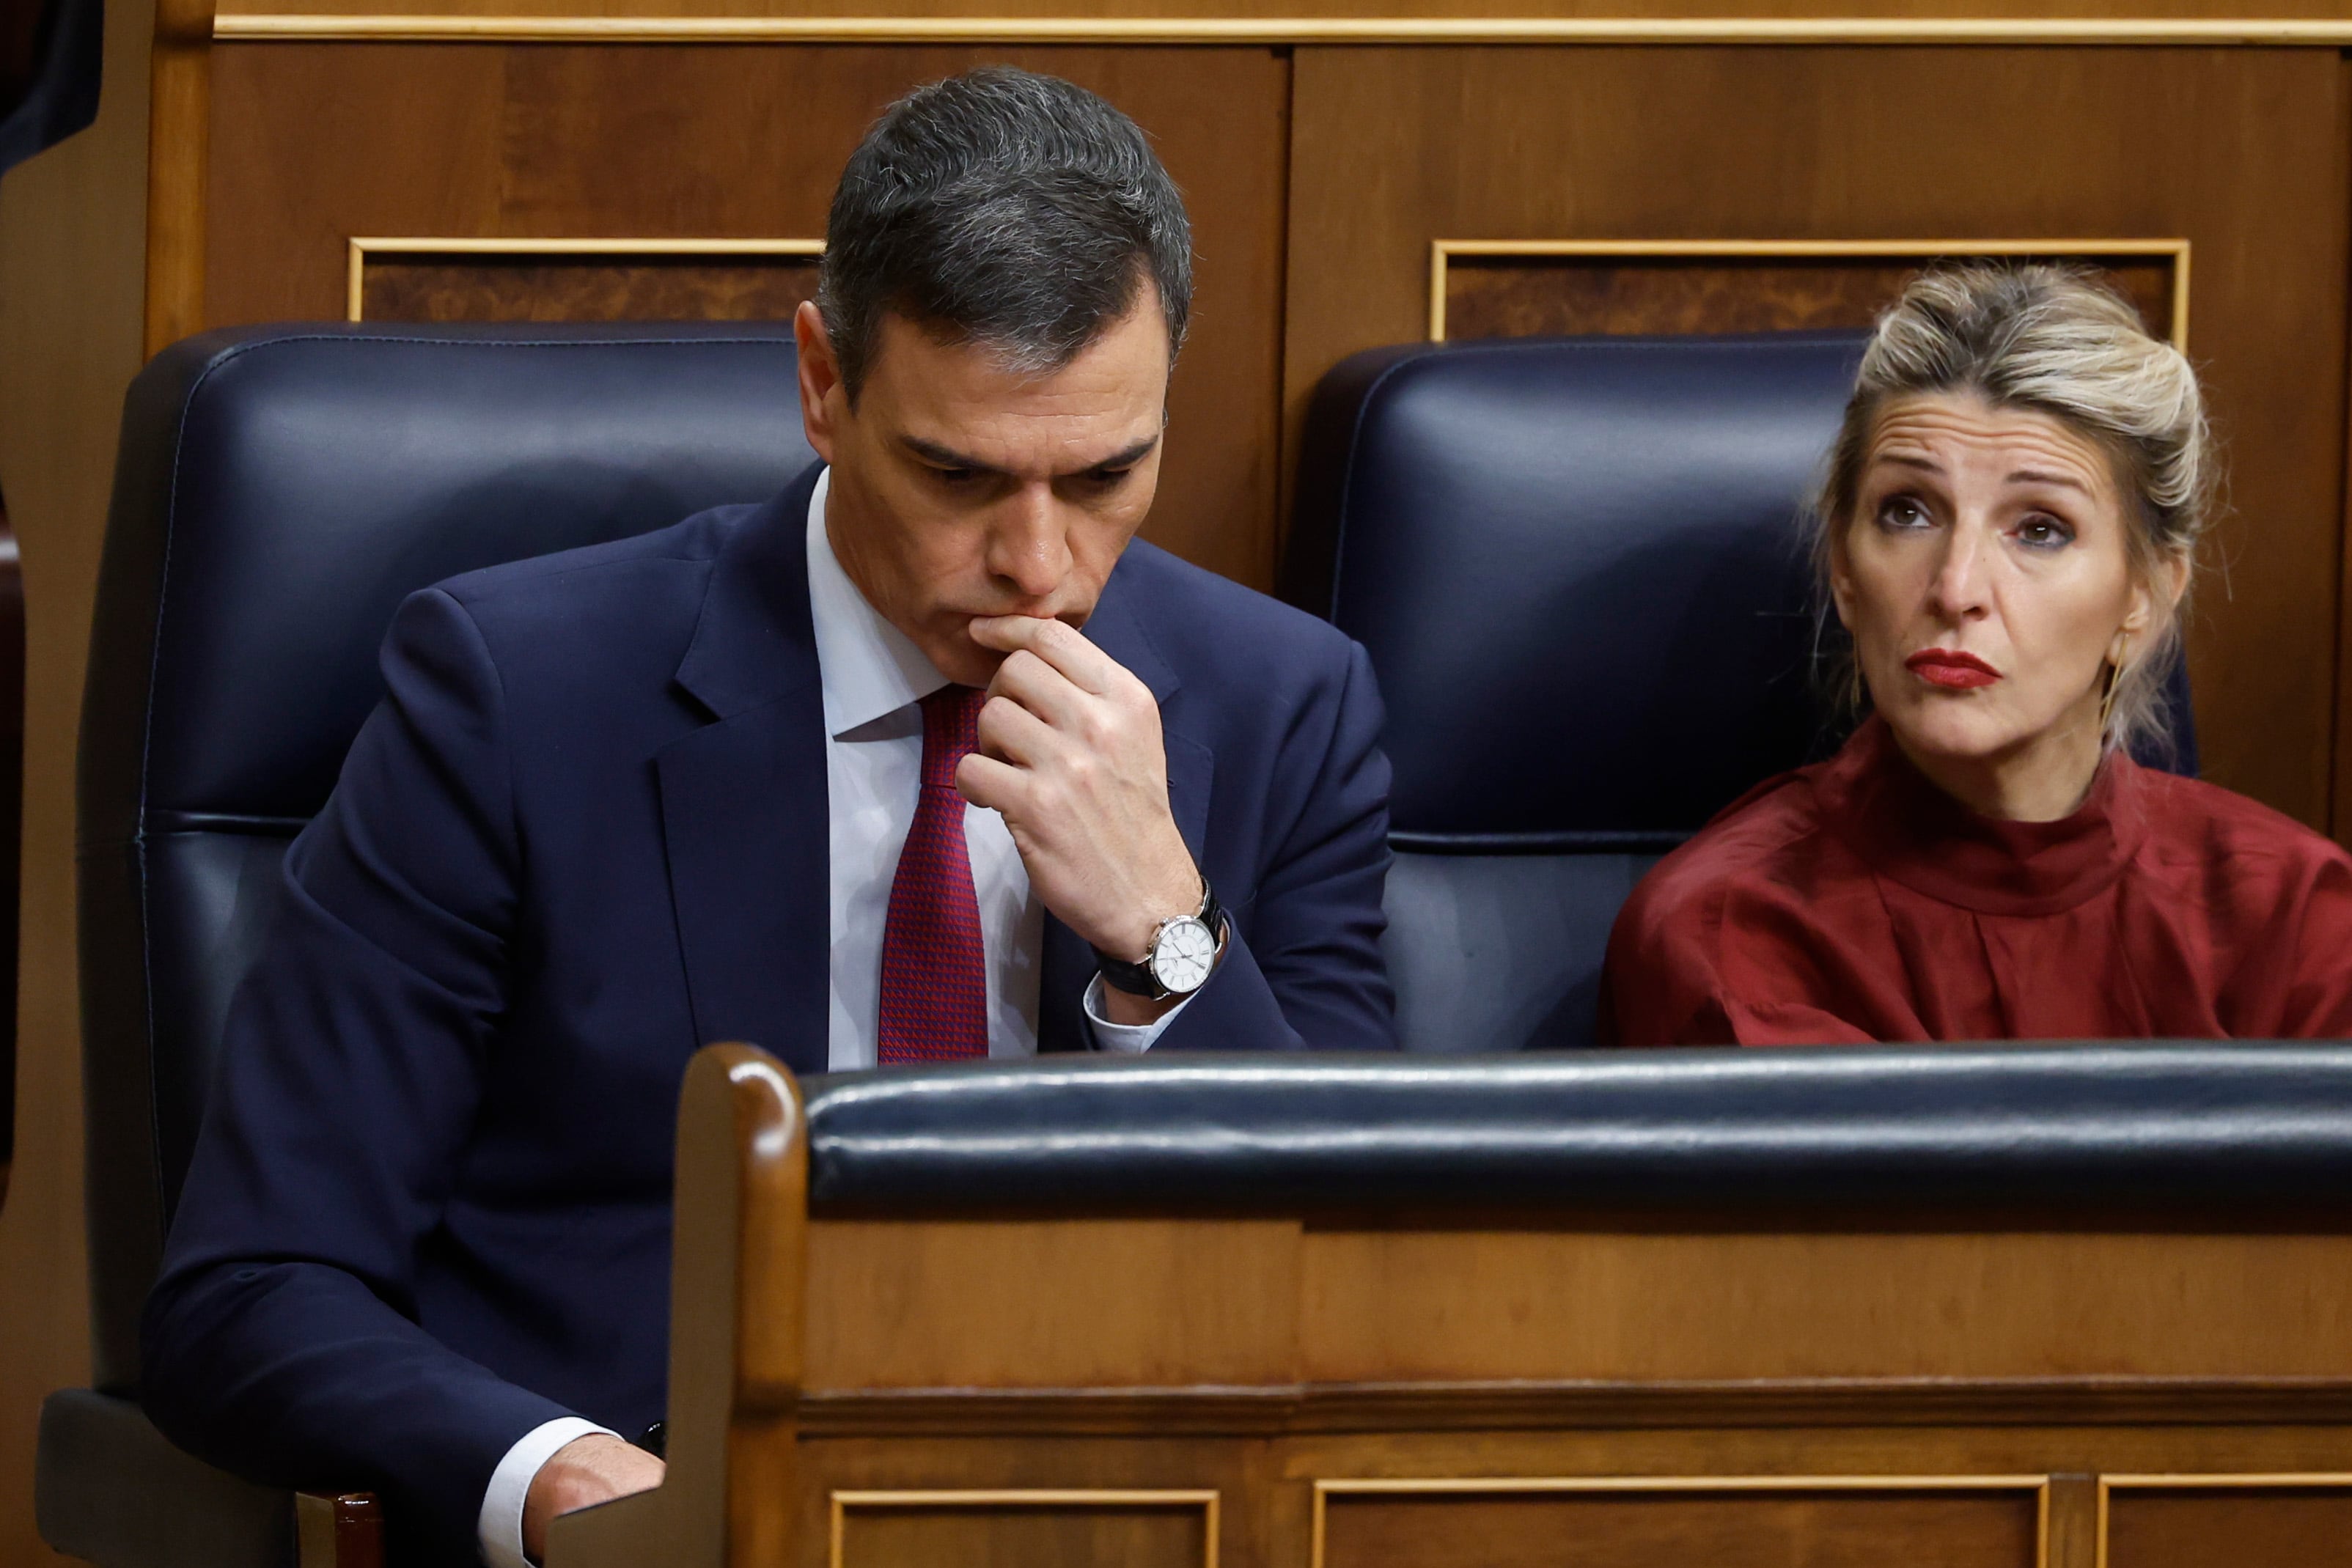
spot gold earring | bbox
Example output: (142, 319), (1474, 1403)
(2098, 631), (2130, 736)
(1848, 660), (1867, 714)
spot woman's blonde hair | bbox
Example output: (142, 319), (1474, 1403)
(1813, 262), (2213, 760)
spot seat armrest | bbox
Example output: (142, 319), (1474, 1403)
(35, 1387), (378, 1568)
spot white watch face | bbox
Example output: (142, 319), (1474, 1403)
(1150, 916), (1218, 995)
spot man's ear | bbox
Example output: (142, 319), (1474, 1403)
(793, 300), (844, 464)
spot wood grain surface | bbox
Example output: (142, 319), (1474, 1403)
(779, 1429), (2352, 1568)
(204, 41), (1290, 588)
(1285, 45), (2349, 828)
(0, 0), (158, 1556)
(1442, 254), (2176, 342)
(1298, 1229), (2352, 1384)
(207, 0), (2352, 25)
(359, 252), (823, 322)
(1317, 1485), (2040, 1568)
(803, 1218), (1300, 1391)
(797, 1219), (2352, 1391)
(793, 1377), (2352, 1438)
(2101, 1484), (2352, 1568)
(778, 1307), (2352, 1568)
(835, 1498), (1211, 1568)
(147, 0), (212, 354)
(803, 1443), (1273, 1568)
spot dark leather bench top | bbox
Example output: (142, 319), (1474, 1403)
(802, 1046), (2352, 1216)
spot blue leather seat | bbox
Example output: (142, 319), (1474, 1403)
(1286, 332), (2197, 1053)
(44, 322), (811, 1568)
(801, 1045), (2352, 1214)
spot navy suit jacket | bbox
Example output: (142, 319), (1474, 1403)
(141, 463), (1394, 1564)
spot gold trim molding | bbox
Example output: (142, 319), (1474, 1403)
(1311, 1475), (2051, 1568)
(218, 14), (2352, 45)
(345, 235), (825, 320)
(2094, 1473), (2352, 1568)
(828, 1488), (1221, 1568)
(1428, 237), (2192, 348)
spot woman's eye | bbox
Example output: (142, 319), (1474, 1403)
(1875, 496), (1932, 530)
(2015, 515), (2076, 551)
(930, 466), (980, 487)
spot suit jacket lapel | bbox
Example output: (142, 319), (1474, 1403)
(655, 465), (831, 1077)
(1037, 560), (1212, 1052)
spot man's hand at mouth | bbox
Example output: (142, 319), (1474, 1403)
(958, 614), (1202, 1024)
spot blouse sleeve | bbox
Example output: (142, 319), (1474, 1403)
(1601, 847), (1895, 1048)
(1598, 873), (1741, 1045)
(2276, 854), (2352, 1039)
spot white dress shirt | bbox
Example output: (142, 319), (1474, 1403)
(479, 468), (1195, 1565)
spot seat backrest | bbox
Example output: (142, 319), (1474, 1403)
(77, 322), (812, 1392)
(1287, 331), (2197, 1054)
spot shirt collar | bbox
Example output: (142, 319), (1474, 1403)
(805, 466), (952, 738)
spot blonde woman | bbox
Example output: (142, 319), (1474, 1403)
(1603, 265), (2352, 1044)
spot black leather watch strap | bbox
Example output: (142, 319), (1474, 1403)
(1095, 880), (1227, 1001)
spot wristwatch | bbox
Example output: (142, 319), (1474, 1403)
(1095, 877), (1229, 1001)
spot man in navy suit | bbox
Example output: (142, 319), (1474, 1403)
(141, 66), (1393, 1567)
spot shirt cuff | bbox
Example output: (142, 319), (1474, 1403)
(479, 1416), (619, 1568)
(1082, 971), (1199, 1053)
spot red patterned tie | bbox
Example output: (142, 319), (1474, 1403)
(876, 685), (991, 1064)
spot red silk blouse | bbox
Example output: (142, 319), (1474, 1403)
(1601, 716), (2352, 1045)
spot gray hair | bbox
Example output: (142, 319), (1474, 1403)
(1812, 262), (2213, 760)
(816, 67), (1193, 400)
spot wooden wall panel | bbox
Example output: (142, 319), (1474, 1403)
(803, 1219), (1299, 1391)
(1285, 46), (2350, 830)
(1316, 1484), (2040, 1568)
(203, 41), (1290, 589)
(782, 1427), (2352, 1568)
(0, 0), (155, 1556)
(797, 1438), (1276, 1568)
(1441, 253), (2177, 342)
(834, 1495), (1212, 1568)
(1298, 1229), (2352, 1385)
(358, 251), (822, 322)
(2101, 1481), (2352, 1568)
(210, 0), (2352, 25)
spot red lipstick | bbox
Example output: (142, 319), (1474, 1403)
(1905, 648), (2002, 691)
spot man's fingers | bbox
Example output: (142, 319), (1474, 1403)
(954, 751), (1028, 812)
(976, 691), (1059, 768)
(986, 647), (1090, 732)
(969, 614), (1121, 696)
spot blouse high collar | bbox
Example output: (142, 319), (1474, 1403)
(1818, 715), (2150, 918)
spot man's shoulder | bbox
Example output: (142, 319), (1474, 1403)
(1110, 539), (1360, 689)
(430, 500), (764, 625)
(394, 496), (787, 718)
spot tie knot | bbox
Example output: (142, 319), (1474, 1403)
(919, 685), (985, 789)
